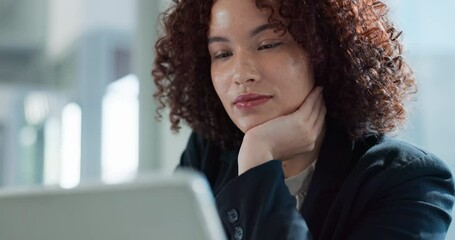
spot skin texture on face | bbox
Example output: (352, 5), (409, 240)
(208, 0), (315, 133)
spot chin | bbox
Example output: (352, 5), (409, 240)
(237, 124), (253, 133)
(235, 116), (270, 133)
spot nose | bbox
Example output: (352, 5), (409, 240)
(232, 52), (260, 85)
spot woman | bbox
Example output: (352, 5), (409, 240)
(153, 0), (455, 239)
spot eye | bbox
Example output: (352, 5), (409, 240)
(213, 51), (233, 60)
(258, 42), (282, 51)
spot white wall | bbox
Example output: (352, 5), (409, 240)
(0, 0), (46, 48)
(47, 0), (136, 59)
(388, 0), (455, 54)
(47, 0), (84, 59)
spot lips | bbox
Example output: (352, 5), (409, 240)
(233, 93), (272, 109)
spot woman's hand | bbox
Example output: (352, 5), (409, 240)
(237, 86), (326, 175)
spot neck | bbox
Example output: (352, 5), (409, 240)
(282, 124), (326, 178)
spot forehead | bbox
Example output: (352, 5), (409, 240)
(209, 0), (270, 33)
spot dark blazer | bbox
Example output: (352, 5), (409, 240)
(178, 122), (455, 240)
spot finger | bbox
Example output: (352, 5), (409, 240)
(313, 98), (327, 135)
(307, 89), (324, 126)
(296, 86), (323, 119)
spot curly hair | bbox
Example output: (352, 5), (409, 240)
(153, 0), (416, 148)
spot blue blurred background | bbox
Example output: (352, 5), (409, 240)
(0, 0), (453, 237)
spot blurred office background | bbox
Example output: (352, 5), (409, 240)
(0, 0), (454, 236)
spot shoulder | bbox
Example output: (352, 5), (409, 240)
(360, 137), (450, 175)
(336, 137), (455, 238)
(350, 136), (454, 195)
(179, 131), (239, 193)
(179, 131), (211, 168)
(179, 131), (237, 169)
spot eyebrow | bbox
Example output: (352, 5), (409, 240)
(250, 22), (281, 37)
(208, 22), (282, 44)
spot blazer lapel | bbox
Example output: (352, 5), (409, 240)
(300, 121), (355, 238)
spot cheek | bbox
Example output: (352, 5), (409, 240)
(211, 67), (231, 104)
(279, 56), (315, 106)
(289, 65), (314, 92)
(289, 53), (314, 87)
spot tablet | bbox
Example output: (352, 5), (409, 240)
(0, 170), (226, 240)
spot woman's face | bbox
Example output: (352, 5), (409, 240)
(208, 0), (315, 133)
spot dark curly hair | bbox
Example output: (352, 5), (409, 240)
(153, 0), (416, 148)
